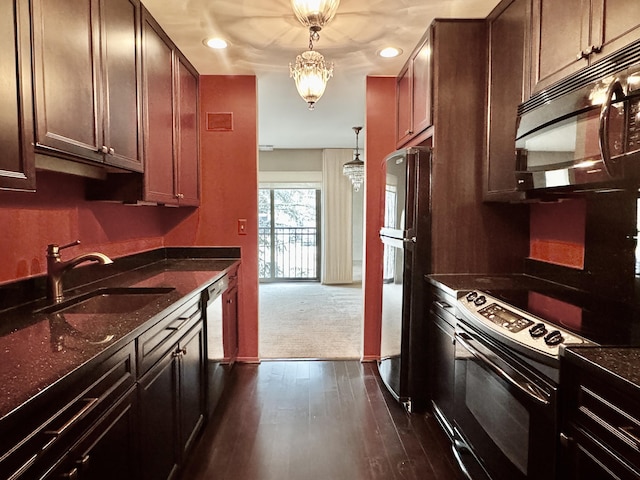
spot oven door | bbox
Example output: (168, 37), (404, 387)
(453, 321), (558, 480)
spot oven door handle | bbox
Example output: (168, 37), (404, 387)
(456, 332), (551, 406)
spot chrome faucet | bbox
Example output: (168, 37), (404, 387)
(46, 241), (113, 303)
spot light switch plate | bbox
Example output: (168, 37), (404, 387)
(238, 218), (247, 235)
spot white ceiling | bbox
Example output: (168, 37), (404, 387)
(142, 0), (501, 149)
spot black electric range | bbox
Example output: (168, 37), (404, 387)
(443, 274), (640, 366)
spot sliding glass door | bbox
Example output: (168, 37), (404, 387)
(258, 188), (321, 281)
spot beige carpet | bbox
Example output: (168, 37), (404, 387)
(259, 282), (363, 359)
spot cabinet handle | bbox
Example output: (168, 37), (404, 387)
(577, 44), (603, 61)
(100, 145), (109, 154)
(175, 193), (184, 199)
(58, 467), (79, 480)
(405, 129), (413, 135)
(434, 300), (452, 310)
(559, 432), (573, 447)
(45, 397), (99, 437)
(76, 454), (91, 472)
(108, 147), (115, 155)
(172, 347), (187, 358)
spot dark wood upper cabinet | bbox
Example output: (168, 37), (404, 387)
(396, 64), (412, 146)
(31, 0), (142, 171)
(531, 0), (640, 93)
(484, 0), (530, 201)
(411, 37), (432, 138)
(0, 0), (35, 192)
(88, 8), (199, 206)
(142, 10), (176, 204)
(100, 0), (143, 171)
(396, 34), (432, 148)
(141, 9), (200, 207)
(175, 55), (200, 207)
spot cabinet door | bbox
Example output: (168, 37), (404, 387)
(593, 0), (640, 58)
(175, 55), (199, 206)
(100, 0), (143, 172)
(485, 0), (529, 201)
(51, 388), (139, 480)
(223, 285), (239, 363)
(531, 0), (589, 93)
(0, 0), (35, 191)
(430, 314), (455, 430)
(411, 37), (432, 136)
(178, 323), (205, 460)
(142, 10), (177, 205)
(32, 0), (103, 162)
(139, 349), (179, 480)
(396, 64), (412, 147)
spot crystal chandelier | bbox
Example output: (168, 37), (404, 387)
(291, 0), (340, 41)
(343, 126), (364, 192)
(289, 32), (333, 110)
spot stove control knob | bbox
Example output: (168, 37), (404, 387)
(466, 291), (478, 302)
(529, 323), (547, 338)
(474, 295), (486, 306)
(544, 330), (564, 346)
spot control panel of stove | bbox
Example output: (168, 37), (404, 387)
(458, 290), (589, 358)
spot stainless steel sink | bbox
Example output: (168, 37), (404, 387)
(36, 287), (176, 315)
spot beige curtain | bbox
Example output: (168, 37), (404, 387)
(322, 149), (353, 284)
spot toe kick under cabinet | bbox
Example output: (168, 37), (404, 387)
(0, 270), (237, 480)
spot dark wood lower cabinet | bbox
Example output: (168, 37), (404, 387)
(139, 321), (205, 480)
(50, 387), (139, 480)
(178, 323), (206, 460)
(428, 285), (457, 438)
(560, 348), (640, 479)
(139, 346), (180, 480)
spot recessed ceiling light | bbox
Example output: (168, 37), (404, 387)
(378, 47), (402, 58)
(204, 38), (228, 49)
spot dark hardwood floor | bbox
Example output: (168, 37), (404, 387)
(181, 360), (464, 480)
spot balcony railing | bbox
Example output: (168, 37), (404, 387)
(259, 226), (319, 280)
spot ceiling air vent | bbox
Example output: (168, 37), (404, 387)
(206, 112), (233, 131)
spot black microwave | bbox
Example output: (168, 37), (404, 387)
(515, 64), (640, 193)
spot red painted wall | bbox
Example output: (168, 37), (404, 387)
(0, 170), (186, 285)
(362, 76), (396, 361)
(529, 199), (586, 269)
(166, 75), (259, 362)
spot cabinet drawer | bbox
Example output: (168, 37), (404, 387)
(429, 287), (457, 327)
(2, 342), (135, 480)
(574, 381), (640, 470)
(137, 295), (203, 376)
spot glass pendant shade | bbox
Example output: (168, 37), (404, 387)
(289, 50), (333, 110)
(291, 0), (340, 31)
(343, 157), (364, 192)
(343, 126), (364, 191)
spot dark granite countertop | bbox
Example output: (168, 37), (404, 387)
(562, 345), (640, 395)
(0, 248), (239, 421)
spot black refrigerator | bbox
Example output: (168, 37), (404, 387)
(378, 146), (431, 413)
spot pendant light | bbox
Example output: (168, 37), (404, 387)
(289, 31), (334, 110)
(343, 126), (364, 192)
